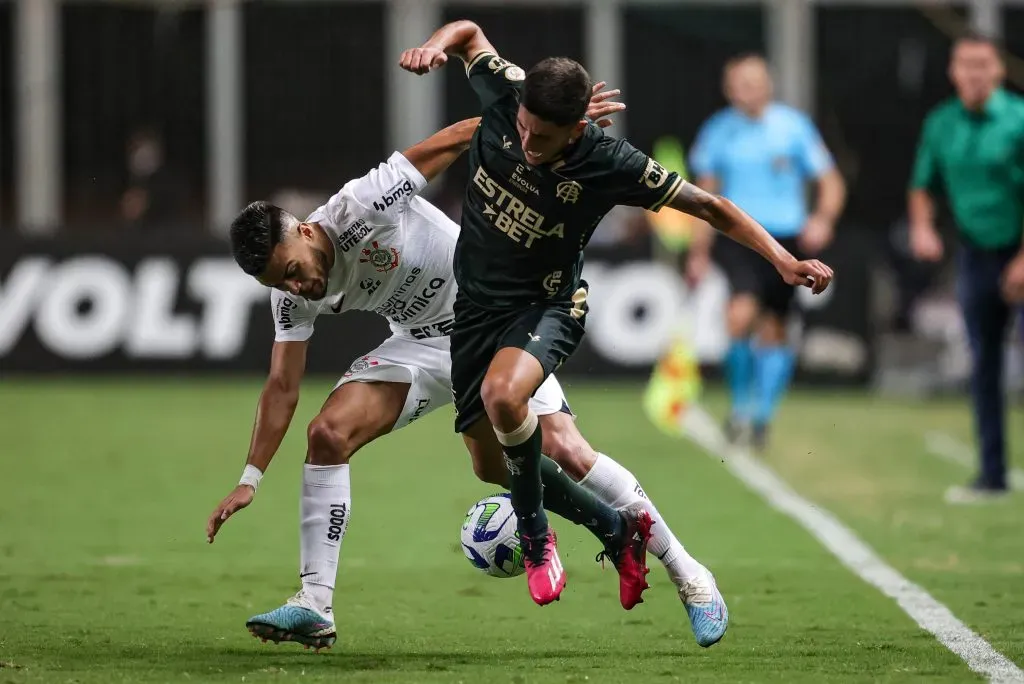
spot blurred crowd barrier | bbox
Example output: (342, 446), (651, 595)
(0, 230), (872, 383)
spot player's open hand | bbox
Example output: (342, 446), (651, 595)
(586, 82), (626, 129)
(399, 47), (448, 75)
(777, 258), (833, 295)
(206, 484), (255, 544)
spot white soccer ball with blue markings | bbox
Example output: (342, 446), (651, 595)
(460, 493), (524, 578)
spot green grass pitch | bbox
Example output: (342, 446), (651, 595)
(0, 379), (1022, 683)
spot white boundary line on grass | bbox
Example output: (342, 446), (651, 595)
(924, 431), (1024, 490)
(680, 406), (1024, 684)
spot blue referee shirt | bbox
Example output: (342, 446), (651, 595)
(690, 103), (834, 238)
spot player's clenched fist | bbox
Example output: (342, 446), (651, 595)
(399, 47), (447, 75)
(206, 484), (255, 543)
(777, 258), (834, 295)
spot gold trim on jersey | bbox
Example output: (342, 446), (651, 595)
(648, 176), (684, 212)
(570, 287), (588, 320)
(464, 50), (494, 74)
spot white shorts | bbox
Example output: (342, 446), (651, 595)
(334, 335), (571, 431)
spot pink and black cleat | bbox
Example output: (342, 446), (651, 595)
(521, 528), (566, 606)
(597, 505), (655, 610)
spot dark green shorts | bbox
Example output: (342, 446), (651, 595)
(450, 282), (589, 433)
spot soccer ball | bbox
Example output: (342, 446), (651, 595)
(460, 493), (524, 578)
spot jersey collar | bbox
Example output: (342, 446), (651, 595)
(960, 87), (1008, 119)
(550, 122), (601, 172)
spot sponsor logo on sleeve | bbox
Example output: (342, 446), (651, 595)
(373, 179), (415, 213)
(485, 56), (524, 81)
(640, 158), (668, 190)
(276, 296), (299, 330)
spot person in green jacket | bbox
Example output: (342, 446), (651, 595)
(908, 32), (1024, 503)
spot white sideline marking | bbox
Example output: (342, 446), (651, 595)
(680, 406), (1024, 683)
(924, 431), (1024, 490)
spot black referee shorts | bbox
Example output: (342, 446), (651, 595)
(713, 236), (803, 317)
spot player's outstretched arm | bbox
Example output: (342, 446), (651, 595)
(667, 182), (834, 294)
(402, 117), (481, 182)
(206, 340), (307, 543)
(399, 20), (495, 74)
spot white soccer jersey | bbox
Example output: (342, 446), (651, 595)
(271, 152), (460, 343)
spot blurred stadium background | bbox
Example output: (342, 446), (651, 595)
(2, 0), (1022, 389)
(2, 1), (1024, 682)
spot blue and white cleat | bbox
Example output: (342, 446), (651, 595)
(679, 566), (729, 648)
(246, 590), (336, 651)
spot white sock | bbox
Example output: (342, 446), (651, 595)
(299, 463), (351, 614)
(578, 453), (703, 586)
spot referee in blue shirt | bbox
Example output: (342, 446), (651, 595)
(687, 54), (846, 450)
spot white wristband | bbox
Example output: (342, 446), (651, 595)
(239, 464), (264, 491)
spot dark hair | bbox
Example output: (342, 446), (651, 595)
(955, 30), (1002, 52)
(522, 57), (591, 127)
(725, 52), (768, 70)
(230, 200), (287, 276)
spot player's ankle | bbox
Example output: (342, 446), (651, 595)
(664, 547), (704, 587)
(518, 511), (549, 541)
(301, 582), (334, 615)
(607, 510), (628, 547)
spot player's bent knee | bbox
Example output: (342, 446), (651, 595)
(306, 416), (359, 465)
(480, 375), (528, 426)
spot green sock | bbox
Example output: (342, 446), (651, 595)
(497, 415), (548, 538)
(540, 457), (625, 545)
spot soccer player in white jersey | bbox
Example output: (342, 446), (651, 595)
(206, 94), (725, 650)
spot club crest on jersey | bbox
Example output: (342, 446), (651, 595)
(360, 241), (400, 273)
(555, 181), (582, 205)
(344, 355), (380, 377)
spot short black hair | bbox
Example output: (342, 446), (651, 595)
(955, 30), (1002, 51)
(522, 57), (591, 127)
(725, 52), (768, 70)
(230, 200), (287, 277)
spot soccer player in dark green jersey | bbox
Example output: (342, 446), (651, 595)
(401, 21), (832, 631)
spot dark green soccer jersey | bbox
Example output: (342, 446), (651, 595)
(454, 51), (684, 308)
